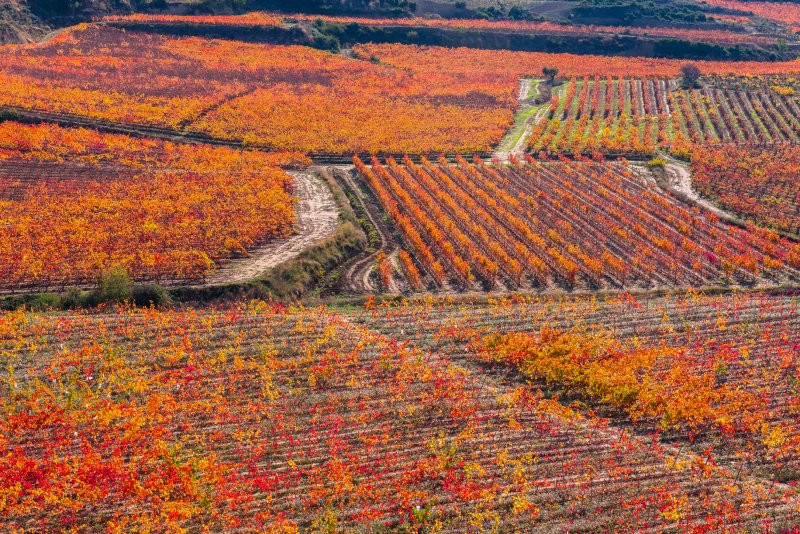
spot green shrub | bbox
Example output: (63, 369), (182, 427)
(314, 34), (341, 53)
(98, 267), (133, 304)
(132, 284), (171, 307)
(24, 293), (62, 311)
(61, 287), (85, 309)
(647, 157), (667, 169)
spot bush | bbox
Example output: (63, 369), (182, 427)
(61, 287), (85, 309)
(647, 157), (667, 169)
(98, 267), (133, 304)
(260, 222), (367, 299)
(680, 63), (702, 89)
(314, 34), (341, 53)
(132, 284), (171, 307)
(24, 293), (62, 311)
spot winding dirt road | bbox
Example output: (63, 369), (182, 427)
(335, 167), (398, 293)
(662, 157), (742, 225)
(203, 169), (339, 285)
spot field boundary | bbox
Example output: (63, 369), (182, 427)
(198, 169), (339, 286)
(493, 78), (544, 163)
(654, 154), (800, 242)
(0, 106), (492, 164)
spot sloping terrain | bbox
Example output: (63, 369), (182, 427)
(0, 0), (47, 43)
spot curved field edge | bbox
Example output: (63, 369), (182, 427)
(199, 170), (339, 287)
(128, 167), (367, 304)
(0, 167), (368, 310)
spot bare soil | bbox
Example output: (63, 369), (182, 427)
(203, 169), (338, 286)
(661, 157), (742, 225)
(336, 167), (398, 293)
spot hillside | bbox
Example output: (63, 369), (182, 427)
(6, 5), (800, 533)
(0, 0), (136, 44)
(0, 0), (47, 43)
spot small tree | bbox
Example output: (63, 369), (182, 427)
(542, 67), (559, 83)
(681, 63), (702, 89)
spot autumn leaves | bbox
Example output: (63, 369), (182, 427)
(0, 122), (306, 290)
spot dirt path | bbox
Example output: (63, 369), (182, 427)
(203, 169), (338, 286)
(360, 264), (377, 292)
(386, 249), (404, 293)
(336, 167), (398, 293)
(660, 156), (742, 225)
(361, 247), (405, 294)
(494, 78), (542, 164)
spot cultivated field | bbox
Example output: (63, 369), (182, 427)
(354, 291), (800, 492)
(5, 9), (800, 533)
(0, 26), (518, 155)
(2, 297), (799, 531)
(0, 121), (307, 291)
(690, 144), (800, 235)
(527, 74), (800, 156)
(6, 25), (800, 159)
(704, 0), (800, 29)
(355, 156), (800, 291)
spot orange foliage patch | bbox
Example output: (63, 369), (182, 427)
(690, 143), (800, 235)
(360, 291), (800, 482)
(3, 25), (800, 155)
(356, 155), (800, 291)
(104, 13), (283, 26)
(358, 42), (800, 79)
(0, 25), (515, 154)
(0, 122), (306, 290)
(2, 301), (798, 530)
(704, 0), (800, 25)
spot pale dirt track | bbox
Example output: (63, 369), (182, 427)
(336, 167), (396, 293)
(494, 78), (537, 164)
(662, 157), (742, 224)
(203, 169), (338, 286)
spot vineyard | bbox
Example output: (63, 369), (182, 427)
(105, 13), (284, 27)
(690, 144), (800, 235)
(354, 156), (800, 291)
(704, 0), (800, 29)
(6, 25), (800, 157)
(527, 75), (800, 156)
(0, 25), (518, 155)
(353, 291), (800, 493)
(2, 300), (799, 531)
(356, 41), (800, 80)
(7, 8), (800, 532)
(0, 122), (307, 291)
